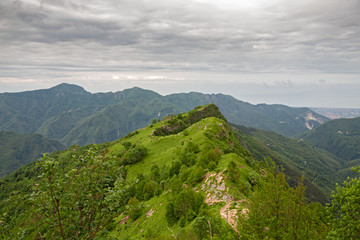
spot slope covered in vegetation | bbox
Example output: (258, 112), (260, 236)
(231, 125), (346, 201)
(0, 104), (254, 239)
(0, 131), (65, 178)
(1, 104), (357, 239)
(302, 117), (360, 160)
(0, 83), (328, 147)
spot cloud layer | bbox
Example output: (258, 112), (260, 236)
(0, 0), (359, 107)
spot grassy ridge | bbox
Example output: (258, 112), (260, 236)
(0, 104), (254, 239)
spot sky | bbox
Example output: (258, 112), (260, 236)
(0, 0), (359, 108)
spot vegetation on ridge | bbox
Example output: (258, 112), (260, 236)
(0, 84), (328, 147)
(231, 124), (346, 202)
(0, 104), (359, 239)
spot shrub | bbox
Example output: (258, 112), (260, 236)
(124, 145), (147, 165)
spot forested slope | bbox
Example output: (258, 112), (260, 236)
(0, 83), (328, 146)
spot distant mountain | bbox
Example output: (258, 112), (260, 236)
(0, 131), (65, 178)
(166, 92), (328, 136)
(301, 117), (360, 176)
(0, 83), (328, 146)
(311, 107), (360, 119)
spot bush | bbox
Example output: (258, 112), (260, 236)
(124, 145), (147, 164)
(169, 161), (182, 177)
(188, 166), (204, 185)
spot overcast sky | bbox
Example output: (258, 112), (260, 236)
(0, 0), (359, 107)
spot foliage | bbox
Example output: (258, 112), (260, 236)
(327, 167), (360, 239)
(303, 117), (360, 162)
(0, 84), (328, 150)
(238, 161), (329, 239)
(1, 103), (351, 240)
(165, 188), (204, 227)
(228, 160), (239, 183)
(232, 124), (342, 203)
(28, 147), (124, 239)
(153, 104), (226, 136)
(123, 145), (147, 164)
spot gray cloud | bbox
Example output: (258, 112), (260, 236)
(0, 0), (359, 107)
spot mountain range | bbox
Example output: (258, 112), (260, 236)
(0, 83), (328, 146)
(0, 104), (334, 239)
(1, 103), (359, 239)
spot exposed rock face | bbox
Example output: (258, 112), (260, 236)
(146, 208), (154, 218)
(200, 170), (248, 233)
(304, 111), (325, 130)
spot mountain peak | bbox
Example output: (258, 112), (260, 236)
(50, 83), (89, 95)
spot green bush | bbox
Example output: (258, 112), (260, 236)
(123, 145), (147, 164)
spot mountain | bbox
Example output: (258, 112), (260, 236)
(0, 131), (66, 178)
(0, 104), (330, 239)
(0, 83), (328, 146)
(231, 125), (344, 200)
(166, 92), (328, 136)
(301, 117), (360, 176)
(0, 104), (252, 238)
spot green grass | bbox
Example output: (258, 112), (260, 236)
(109, 117), (238, 181)
(2, 104), (324, 239)
(111, 193), (173, 240)
(103, 113), (253, 238)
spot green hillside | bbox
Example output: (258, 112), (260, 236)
(0, 104), (250, 239)
(302, 117), (360, 176)
(0, 104), (324, 238)
(166, 92), (328, 137)
(231, 125), (345, 200)
(0, 83), (328, 146)
(1, 104), (358, 239)
(0, 131), (65, 178)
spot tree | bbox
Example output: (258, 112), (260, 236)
(123, 145), (147, 164)
(29, 147), (123, 239)
(227, 160), (239, 183)
(238, 161), (328, 239)
(327, 167), (360, 239)
(165, 188), (204, 226)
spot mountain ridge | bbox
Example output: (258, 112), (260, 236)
(0, 104), (331, 239)
(0, 83), (329, 146)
